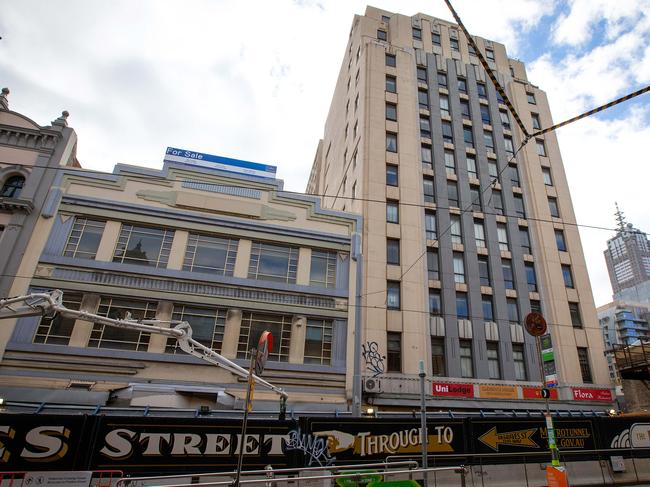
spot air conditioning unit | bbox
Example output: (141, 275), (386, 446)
(363, 377), (382, 394)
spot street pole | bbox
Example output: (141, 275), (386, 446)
(536, 336), (560, 467)
(234, 348), (257, 487)
(419, 360), (429, 487)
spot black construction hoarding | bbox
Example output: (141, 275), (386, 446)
(301, 418), (466, 466)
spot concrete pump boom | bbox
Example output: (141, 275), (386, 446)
(0, 290), (288, 400)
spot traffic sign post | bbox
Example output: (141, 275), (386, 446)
(525, 313), (562, 470)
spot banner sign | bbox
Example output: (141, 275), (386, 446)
(164, 147), (277, 179)
(478, 384), (518, 400)
(522, 387), (558, 400)
(571, 388), (613, 402)
(431, 382), (474, 398)
(541, 334), (558, 388)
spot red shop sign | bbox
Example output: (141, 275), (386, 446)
(432, 382), (474, 398)
(522, 387), (558, 400)
(571, 387), (613, 402)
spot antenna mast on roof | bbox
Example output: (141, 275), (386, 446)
(615, 202), (627, 233)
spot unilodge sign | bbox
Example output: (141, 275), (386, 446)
(164, 147), (277, 179)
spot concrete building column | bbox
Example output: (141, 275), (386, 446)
(222, 309), (242, 358)
(167, 230), (189, 270)
(233, 240), (252, 278)
(289, 315), (306, 364)
(68, 293), (101, 347)
(148, 301), (174, 353)
(296, 248), (312, 285)
(95, 221), (121, 262)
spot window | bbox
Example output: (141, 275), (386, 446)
(470, 187), (482, 212)
(478, 256), (491, 286)
(466, 155), (478, 178)
(113, 224), (174, 268)
(386, 164), (398, 186)
(427, 248), (439, 280)
(166, 305), (226, 354)
(527, 92), (536, 104)
(421, 145), (433, 168)
(504, 137), (515, 158)
(420, 116), (432, 138)
(502, 259), (515, 289)
(453, 252), (465, 284)
(459, 340), (473, 377)
(566, 302), (583, 329)
(542, 167), (553, 186)
(500, 110), (511, 130)
(183, 233), (238, 276)
(536, 139), (547, 156)
(377, 29), (387, 41)
(417, 67), (427, 82)
(447, 181), (459, 207)
(386, 200), (399, 223)
(460, 99), (471, 119)
(555, 229), (567, 251)
(387, 238), (400, 265)
(548, 197), (560, 218)
(525, 262), (538, 292)
(487, 342), (500, 379)
(386, 75), (397, 93)
(0, 175), (25, 198)
(442, 121), (454, 144)
(385, 53), (396, 67)
(248, 241), (299, 283)
(429, 289), (442, 316)
(439, 95), (450, 117)
(520, 226), (531, 254)
(480, 105), (491, 124)
(89, 297), (156, 351)
(492, 189), (504, 215)
(477, 83), (487, 99)
(387, 281), (401, 309)
(412, 27), (422, 40)
(304, 318), (333, 365)
(474, 220), (486, 248)
(34, 292), (82, 345)
(450, 215), (462, 244)
(509, 163), (520, 186)
(382, 15), (391, 22)
(423, 176), (435, 203)
(532, 113), (541, 130)
(238, 312), (291, 362)
(450, 38), (459, 51)
(562, 264), (574, 288)
(310, 249), (338, 288)
(458, 78), (467, 93)
(425, 211), (437, 240)
(438, 72), (447, 87)
(483, 131), (495, 151)
(386, 132), (398, 152)
(456, 292), (469, 319)
(386, 102), (397, 121)
(431, 338), (445, 376)
(488, 160), (499, 180)
(64, 217), (105, 260)
(468, 44), (477, 56)
(432, 32), (441, 46)
(485, 48), (495, 61)
(496, 90), (505, 103)
(577, 347), (593, 383)
(514, 194), (526, 218)
(418, 90), (429, 109)
(530, 299), (542, 314)
(507, 298), (519, 324)
(463, 127), (474, 148)
(387, 332), (402, 372)
(513, 344), (527, 380)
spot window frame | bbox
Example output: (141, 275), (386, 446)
(387, 238), (400, 265)
(385, 53), (396, 67)
(387, 281), (401, 310)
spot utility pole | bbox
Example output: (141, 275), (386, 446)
(419, 360), (429, 486)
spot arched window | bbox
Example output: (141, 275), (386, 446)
(1, 175), (25, 198)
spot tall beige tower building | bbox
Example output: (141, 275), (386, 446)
(308, 6), (611, 410)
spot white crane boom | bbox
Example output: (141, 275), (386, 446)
(0, 290), (288, 399)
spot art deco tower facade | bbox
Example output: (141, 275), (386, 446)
(308, 6), (610, 409)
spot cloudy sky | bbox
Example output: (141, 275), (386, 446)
(1, 0), (649, 306)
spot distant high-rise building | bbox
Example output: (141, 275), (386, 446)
(308, 6), (611, 410)
(604, 205), (650, 304)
